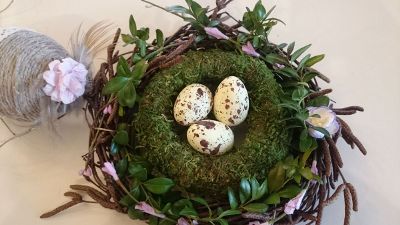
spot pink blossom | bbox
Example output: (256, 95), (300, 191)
(135, 202), (165, 218)
(103, 105), (113, 115)
(311, 160), (318, 175)
(284, 189), (307, 215)
(79, 167), (93, 177)
(101, 162), (119, 181)
(275, 63), (285, 69)
(242, 42), (260, 57)
(42, 57), (88, 104)
(177, 218), (190, 225)
(204, 27), (229, 40)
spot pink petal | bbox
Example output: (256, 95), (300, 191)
(102, 162), (119, 181)
(135, 202), (165, 218)
(43, 70), (57, 86)
(48, 60), (61, 71)
(326, 119), (340, 135)
(311, 160), (318, 175)
(204, 27), (229, 40)
(103, 105), (112, 115)
(65, 76), (85, 97)
(79, 167), (93, 177)
(59, 90), (76, 105)
(177, 218), (190, 225)
(42, 84), (54, 96)
(242, 42), (260, 57)
(72, 64), (88, 84)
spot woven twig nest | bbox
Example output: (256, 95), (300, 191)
(43, 1), (367, 224)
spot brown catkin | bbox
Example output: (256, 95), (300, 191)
(321, 140), (332, 176)
(326, 137), (344, 168)
(346, 183), (359, 211)
(343, 188), (352, 225)
(323, 183), (346, 207)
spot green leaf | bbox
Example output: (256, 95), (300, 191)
(121, 34), (135, 44)
(297, 54), (311, 70)
(129, 15), (137, 36)
(116, 157), (128, 175)
(250, 178), (260, 201)
(264, 5), (276, 20)
(265, 193), (280, 205)
(254, 0), (267, 20)
(257, 178), (268, 200)
(300, 148), (315, 168)
(242, 203), (269, 213)
(218, 209), (241, 218)
(117, 57), (131, 77)
(102, 76), (130, 95)
(227, 187), (239, 209)
(138, 39), (147, 57)
(307, 96), (330, 107)
(159, 219), (175, 225)
(299, 129), (313, 152)
(156, 29), (164, 48)
(120, 194), (135, 207)
(208, 20), (220, 27)
(166, 5), (191, 15)
(191, 197), (211, 214)
(128, 206), (145, 220)
(117, 82), (136, 107)
(300, 167), (314, 180)
(287, 42), (295, 55)
(113, 130), (129, 145)
(217, 219), (229, 225)
(128, 164), (147, 181)
(268, 163), (285, 193)
(278, 185), (302, 198)
(303, 72), (318, 83)
(291, 44), (311, 62)
(305, 54), (325, 67)
(296, 110), (309, 122)
(143, 177), (175, 194)
(264, 53), (287, 65)
(179, 205), (198, 217)
(239, 178), (251, 204)
(311, 126), (330, 137)
(132, 59), (148, 80)
(276, 67), (299, 79)
(292, 86), (309, 101)
(137, 27), (150, 40)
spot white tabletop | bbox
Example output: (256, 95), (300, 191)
(0, 0), (399, 225)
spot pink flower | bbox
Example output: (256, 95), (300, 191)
(204, 27), (229, 40)
(242, 42), (260, 57)
(103, 105), (113, 115)
(101, 162), (119, 181)
(135, 202), (165, 218)
(284, 189), (307, 215)
(42, 57), (88, 104)
(275, 63), (285, 69)
(306, 107), (339, 139)
(311, 160), (318, 175)
(177, 218), (190, 225)
(79, 167), (93, 177)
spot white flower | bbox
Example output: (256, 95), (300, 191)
(306, 107), (339, 139)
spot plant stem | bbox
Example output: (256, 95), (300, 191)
(141, 0), (185, 19)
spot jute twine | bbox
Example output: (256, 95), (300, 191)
(0, 30), (76, 124)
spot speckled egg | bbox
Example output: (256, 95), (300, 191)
(213, 76), (249, 126)
(174, 84), (213, 126)
(187, 120), (234, 155)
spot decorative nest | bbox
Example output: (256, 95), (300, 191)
(42, 1), (367, 225)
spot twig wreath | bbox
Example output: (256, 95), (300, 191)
(42, 1), (367, 225)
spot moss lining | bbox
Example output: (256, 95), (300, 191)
(135, 50), (289, 195)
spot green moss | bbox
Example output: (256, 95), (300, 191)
(135, 50), (290, 196)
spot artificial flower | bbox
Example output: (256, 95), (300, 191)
(135, 202), (166, 218)
(242, 42), (260, 57)
(79, 167), (93, 177)
(311, 160), (318, 175)
(177, 218), (190, 225)
(284, 189), (307, 215)
(306, 106), (339, 139)
(204, 27), (229, 40)
(42, 57), (88, 104)
(103, 105), (113, 115)
(101, 162), (119, 181)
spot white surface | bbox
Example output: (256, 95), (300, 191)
(0, 0), (399, 224)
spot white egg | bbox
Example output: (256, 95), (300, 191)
(174, 84), (213, 126)
(187, 120), (234, 155)
(213, 76), (249, 126)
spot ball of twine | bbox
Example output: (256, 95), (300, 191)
(0, 29), (70, 123)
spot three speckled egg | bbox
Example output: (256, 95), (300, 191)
(173, 76), (249, 155)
